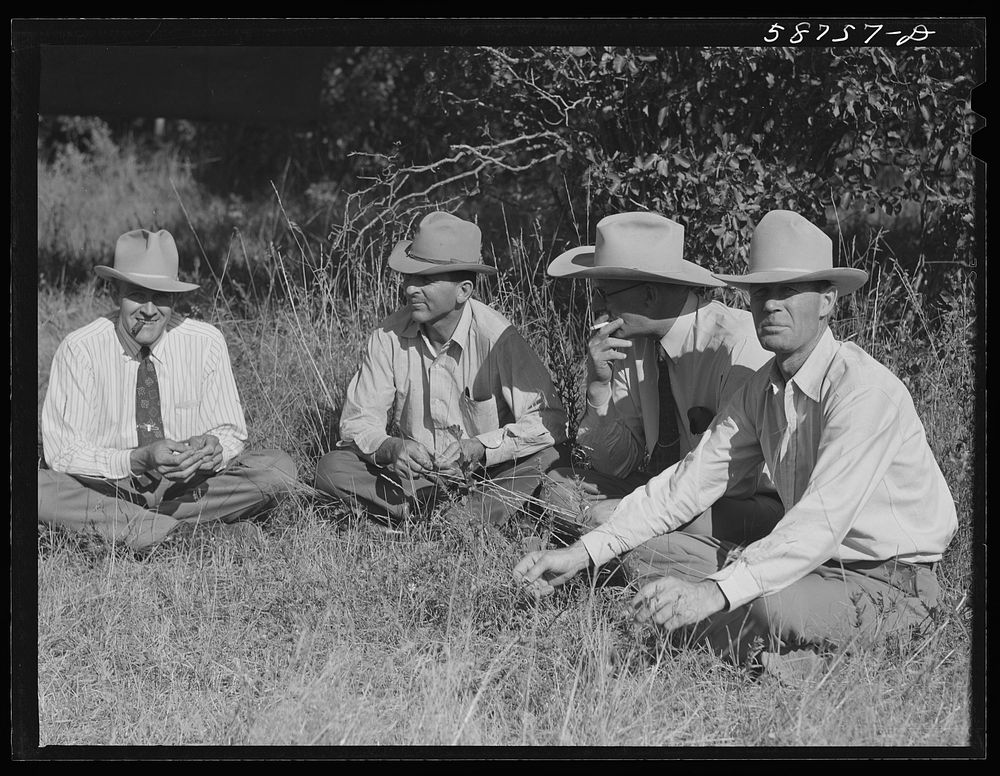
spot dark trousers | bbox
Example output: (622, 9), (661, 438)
(314, 444), (571, 526)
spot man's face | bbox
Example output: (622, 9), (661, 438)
(401, 273), (468, 324)
(749, 282), (832, 358)
(117, 282), (176, 346)
(591, 279), (648, 336)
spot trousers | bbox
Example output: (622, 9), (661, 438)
(619, 530), (940, 663)
(314, 444), (570, 526)
(538, 464), (785, 545)
(38, 449), (298, 550)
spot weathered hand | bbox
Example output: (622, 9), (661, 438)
(586, 317), (632, 389)
(513, 544), (592, 598)
(134, 438), (195, 480)
(184, 434), (224, 473)
(378, 437), (435, 481)
(436, 438), (486, 484)
(631, 576), (727, 632)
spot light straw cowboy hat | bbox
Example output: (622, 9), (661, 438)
(546, 211), (724, 287)
(388, 211), (498, 276)
(712, 210), (868, 295)
(94, 229), (200, 293)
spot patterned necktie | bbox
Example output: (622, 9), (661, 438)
(647, 344), (680, 474)
(135, 346), (165, 447)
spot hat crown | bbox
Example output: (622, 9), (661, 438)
(593, 212), (684, 270)
(748, 210), (833, 274)
(113, 229), (181, 278)
(408, 211), (482, 264)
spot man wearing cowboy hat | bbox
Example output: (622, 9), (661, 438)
(539, 211), (781, 552)
(516, 209), (957, 670)
(38, 228), (298, 550)
(314, 211), (568, 526)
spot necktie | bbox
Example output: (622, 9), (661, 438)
(646, 344), (680, 475)
(135, 346), (165, 447)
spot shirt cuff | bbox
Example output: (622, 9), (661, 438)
(110, 449), (136, 480)
(707, 561), (764, 611)
(477, 429), (507, 467)
(580, 525), (627, 569)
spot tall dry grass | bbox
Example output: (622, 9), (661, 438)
(35, 162), (978, 749)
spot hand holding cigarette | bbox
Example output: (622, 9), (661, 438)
(586, 317), (631, 386)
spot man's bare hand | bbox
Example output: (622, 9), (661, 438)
(184, 434), (224, 473)
(132, 438), (196, 480)
(631, 576), (727, 632)
(513, 544), (592, 598)
(436, 438), (486, 484)
(586, 317), (632, 390)
(377, 437), (435, 481)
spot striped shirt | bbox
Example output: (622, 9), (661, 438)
(339, 298), (567, 467)
(582, 327), (958, 610)
(41, 312), (247, 479)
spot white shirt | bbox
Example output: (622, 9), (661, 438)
(338, 298), (567, 467)
(41, 312), (248, 479)
(578, 292), (772, 495)
(582, 327), (958, 609)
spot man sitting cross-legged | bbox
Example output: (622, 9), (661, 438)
(38, 228), (298, 550)
(314, 211), (569, 528)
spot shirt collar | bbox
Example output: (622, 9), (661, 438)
(407, 299), (474, 356)
(767, 326), (837, 401)
(657, 291), (699, 361)
(114, 313), (175, 361)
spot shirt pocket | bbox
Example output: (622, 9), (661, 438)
(460, 391), (499, 436)
(172, 398), (202, 430)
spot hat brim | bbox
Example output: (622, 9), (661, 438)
(94, 266), (201, 293)
(547, 246), (726, 288)
(711, 268), (869, 296)
(387, 240), (498, 276)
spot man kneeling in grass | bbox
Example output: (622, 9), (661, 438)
(315, 211), (569, 527)
(38, 228), (298, 550)
(515, 210), (957, 675)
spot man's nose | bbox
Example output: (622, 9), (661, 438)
(139, 300), (158, 315)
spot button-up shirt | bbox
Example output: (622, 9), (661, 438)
(41, 312), (248, 479)
(578, 292), (773, 496)
(581, 327), (957, 609)
(339, 298), (567, 467)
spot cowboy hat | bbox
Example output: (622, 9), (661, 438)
(387, 211), (498, 276)
(546, 211), (725, 287)
(712, 210), (868, 295)
(94, 229), (200, 293)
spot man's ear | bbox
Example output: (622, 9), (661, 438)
(818, 285), (839, 320)
(456, 279), (475, 304)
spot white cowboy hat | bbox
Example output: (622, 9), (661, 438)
(712, 210), (868, 295)
(547, 211), (724, 287)
(94, 229), (200, 293)
(387, 211), (498, 276)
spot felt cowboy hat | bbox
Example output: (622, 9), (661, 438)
(546, 211), (724, 287)
(712, 210), (868, 295)
(94, 229), (200, 293)
(387, 211), (498, 276)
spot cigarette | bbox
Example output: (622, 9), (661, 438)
(590, 322), (610, 331)
(131, 320), (145, 337)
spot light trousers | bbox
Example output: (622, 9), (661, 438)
(38, 449), (298, 550)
